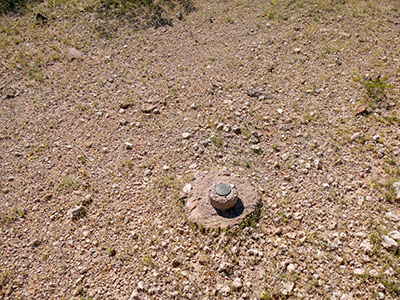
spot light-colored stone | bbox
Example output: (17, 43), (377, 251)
(389, 230), (400, 241)
(287, 264), (296, 273)
(369, 270), (379, 278)
(353, 268), (365, 276)
(137, 281), (144, 291)
(394, 182), (400, 200)
(385, 212), (399, 222)
(183, 183), (192, 194)
(125, 142), (133, 150)
(67, 47), (82, 60)
(216, 284), (231, 296)
(141, 104), (157, 113)
(232, 277), (242, 290)
(350, 132), (362, 142)
(381, 235), (398, 252)
(250, 144), (261, 152)
(360, 239), (373, 253)
(182, 132), (192, 139)
(281, 282), (294, 296)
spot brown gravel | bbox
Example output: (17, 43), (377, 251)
(1, 0), (400, 299)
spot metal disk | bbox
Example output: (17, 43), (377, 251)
(215, 183), (231, 196)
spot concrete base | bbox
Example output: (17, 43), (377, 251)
(183, 171), (262, 229)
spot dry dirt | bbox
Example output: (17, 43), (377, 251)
(1, 0), (400, 299)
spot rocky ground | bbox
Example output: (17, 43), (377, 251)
(1, 0), (400, 299)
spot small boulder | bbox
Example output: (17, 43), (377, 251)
(125, 142), (133, 150)
(382, 235), (398, 252)
(389, 230), (400, 241)
(354, 105), (369, 116)
(141, 104), (157, 113)
(68, 206), (86, 220)
(182, 132), (192, 139)
(182, 183), (192, 194)
(67, 47), (82, 61)
(4, 88), (16, 98)
(281, 282), (294, 296)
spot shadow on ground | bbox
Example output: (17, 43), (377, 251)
(0, 0), (35, 14)
(96, 0), (195, 28)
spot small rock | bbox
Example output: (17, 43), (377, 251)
(182, 132), (192, 139)
(223, 124), (231, 132)
(68, 206), (86, 220)
(137, 281), (145, 291)
(250, 136), (260, 144)
(129, 290), (139, 300)
(369, 269), (379, 278)
(277, 108), (283, 114)
(393, 182), (400, 200)
(4, 88), (16, 98)
(119, 102), (132, 109)
(354, 105), (368, 116)
(385, 268), (395, 276)
(353, 268), (366, 276)
(144, 169), (152, 176)
(314, 159), (322, 170)
(389, 230), (400, 241)
(42, 193), (52, 201)
(385, 212), (399, 222)
(31, 239), (42, 248)
(218, 285), (231, 296)
(162, 165), (170, 171)
(125, 142), (133, 150)
(360, 239), (373, 253)
(218, 261), (232, 273)
(232, 126), (241, 134)
(287, 264), (296, 273)
(141, 104), (157, 113)
(372, 134), (381, 142)
(216, 123), (224, 130)
(183, 183), (192, 193)
(293, 48), (301, 54)
(67, 47), (82, 60)
(250, 144), (261, 153)
(247, 89), (266, 98)
(350, 132), (362, 142)
(281, 282), (294, 296)
(120, 119), (128, 125)
(381, 235), (398, 252)
(36, 13), (48, 22)
(232, 277), (242, 290)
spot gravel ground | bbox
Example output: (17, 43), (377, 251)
(1, 0), (400, 299)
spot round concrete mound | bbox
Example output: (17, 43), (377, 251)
(184, 171), (262, 229)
